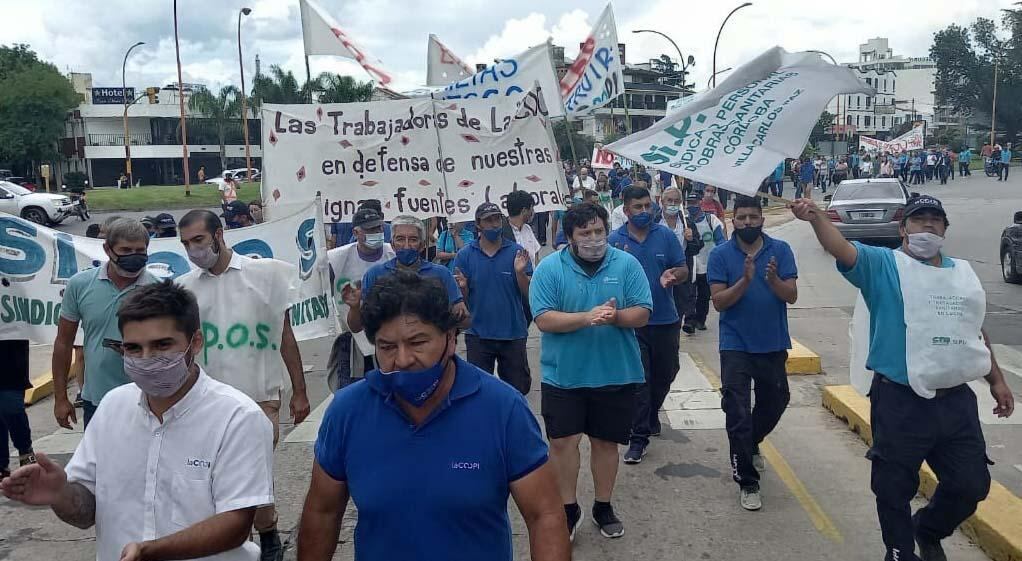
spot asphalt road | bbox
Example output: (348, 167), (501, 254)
(3, 171), (1019, 560)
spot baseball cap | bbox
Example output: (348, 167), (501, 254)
(352, 207), (383, 229)
(155, 213), (177, 229)
(685, 191), (701, 201)
(904, 194), (946, 219)
(475, 202), (502, 220)
(221, 200), (251, 218)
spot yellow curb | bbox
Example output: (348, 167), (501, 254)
(823, 384), (1022, 561)
(787, 338), (822, 375)
(24, 372), (54, 406)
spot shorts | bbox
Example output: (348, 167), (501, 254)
(258, 399), (281, 447)
(541, 383), (638, 444)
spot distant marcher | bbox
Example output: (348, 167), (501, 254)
(0, 339), (34, 481)
(999, 144), (1012, 181)
(197, 165), (206, 183)
(220, 175), (239, 205)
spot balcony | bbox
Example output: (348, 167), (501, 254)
(88, 133), (152, 146)
(85, 120), (260, 147)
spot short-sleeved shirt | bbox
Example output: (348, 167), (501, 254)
(509, 220), (542, 266)
(328, 242), (395, 332)
(60, 265), (159, 404)
(436, 229), (476, 270)
(530, 247), (652, 388)
(66, 370), (273, 561)
(453, 240), (533, 340)
(608, 224), (685, 325)
(838, 243), (955, 385)
(361, 258), (463, 305)
(1002, 149), (1012, 163)
(314, 357), (547, 561)
(219, 181), (238, 203)
(707, 235), (797, 353)
(177, 253), (299, 402)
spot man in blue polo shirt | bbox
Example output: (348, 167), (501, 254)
(299, 271), (570, 561)
(608, 186), (687, 464)
(531, 202), (652, 541)
(453, 203), (533, 395)
(793, 194), (1013, 561)
(707, 195), (798, 512)
(346, 215), (469, 333)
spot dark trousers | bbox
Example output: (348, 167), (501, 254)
(770, 180), (783, 198)
(939, 165), (948, 184)
(83, 400), (98, 429)
(720, 350), (790, 489)
(852, 167), (860, 179)
(465, 335), (531, 395)
(531, 212), (549, 245)
(1000, 162), (1010, 181)
(327, 332), (375, 392)
(925, 165), (934, 180)
(960, 162), (970, 176)
(911, 170), (924, 184)
(687, 273), (711, 326)
(868, 376), (991, 561)
(630, 322), (681, 445)
(0, 390), (32, 464)
(900, 167), (909, 182)
(949, 162), (955, 179)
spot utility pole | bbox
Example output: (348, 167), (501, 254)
(991, 58), (999, 147)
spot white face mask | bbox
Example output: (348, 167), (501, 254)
(187, 238), (220, 270)
(364, 232), (385, 249)
(906, 232), (944, 259)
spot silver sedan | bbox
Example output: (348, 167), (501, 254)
(824, 178), (909, 246)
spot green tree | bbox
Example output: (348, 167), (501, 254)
(250, 65), (375, 107)
(188, 85), (241, 171)
(315, 73), (374, 103)
(809, 111), (835, 145)
(551, 120), (595, 164)
(0, 44), (79, 172)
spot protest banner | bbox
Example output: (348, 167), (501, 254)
(426, 34), (474, 87)
(604, 47), (873, 197)
(436, 42), (565, 118)
(300, 0), (393, 86)
(560, 3), (624, 116)
(591, 145), (617, 169)
(261, 87), (567, 224)
(0, 201), (332, 345)
(859, 125), (924, 154)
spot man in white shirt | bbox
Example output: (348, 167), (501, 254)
(176, 210), (310, 561)
(1, 280), (274, 561)
(326, 207), (395, 391)
(571, 166), (596, 194)
(505, 190), (542, 265)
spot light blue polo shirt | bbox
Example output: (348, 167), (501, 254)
(60, 264), (159, 404)
(608, 223), (685, 325)
(453, 239), (532, 340)
(314, 356), (547, 561)
(838, 242), (955, 385)
(530, 247), (652, 389)
(361, 258), (463, 305)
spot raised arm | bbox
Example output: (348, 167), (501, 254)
(790, 198), (857, 269)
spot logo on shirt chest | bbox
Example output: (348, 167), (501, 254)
(185, 458), (212, 469)
(450, 460), (482, 470)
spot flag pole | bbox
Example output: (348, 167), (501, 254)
(563, 117), (580, 165)
(304, 55), (313, 102)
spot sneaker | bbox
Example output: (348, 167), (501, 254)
(682, 323), (696, 335)
(913, 513), (947, 561)
(18, 453), (36, 467)
(740, 486), (762, 511)
(696, 321), (707, 331)
(565, 503), (583, 543)
(592, 503), (625, 538)
(258, 530), (283, 561)
(623, 441), (647, 464)
(73, 393), (83, 408)
(752, 453), (766, 472)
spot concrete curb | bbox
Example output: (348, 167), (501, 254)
(24, 372), (54, 406)
(823, 384), (1022, 561)
(786, 338), (822, 375)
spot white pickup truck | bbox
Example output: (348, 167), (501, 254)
(0, 180), (76, 225)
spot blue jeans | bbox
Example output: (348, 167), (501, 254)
(0, 390), (32, 466)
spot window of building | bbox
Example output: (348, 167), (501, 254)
(893, 79), (896, 90)
(857, 96), (861, 108)
(866, 96), (871, 108)
(864, 116), (871, 128)
(847, 115), (853, 125)
(881, 116), (887, 128)
(856, 115), (861, 127)
(883, 79), (887, 91)
(865, 77), (872, 86)
(848, 95), (853, 106)
(894, 117), (901, 125)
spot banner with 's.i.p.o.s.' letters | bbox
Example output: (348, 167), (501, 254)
(0, 200), (333, 345)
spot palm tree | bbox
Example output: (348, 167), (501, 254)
(315, 73), (374, 103)
(188, 85), (241, 171)
(249, 64), (375, 107)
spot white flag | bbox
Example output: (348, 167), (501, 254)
(299, 0), (393, 86)
(560, 3), (624, 116)
(604, 47), (873, 197)
(426, 34), (474, 87)
(859, 125), (924, 154)
(436, 42), (565, 118)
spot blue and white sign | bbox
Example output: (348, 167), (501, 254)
(436, 42), (564, 117)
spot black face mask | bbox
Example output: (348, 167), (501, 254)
(115, 252), (149, 273)
(735, 225), (763, 244)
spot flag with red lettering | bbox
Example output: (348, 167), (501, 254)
(560, 4), (624, 116)
(426, 34), (474, 86)
(299, 0), (393, 86)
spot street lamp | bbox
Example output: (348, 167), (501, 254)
(707, 67), (732, 89)
(173, 0), (191, 196)
(238, 7), (252, 182)
(121, 41), (145, 189)
(712, 2), (752, 88)
(632, 29), (695, 83)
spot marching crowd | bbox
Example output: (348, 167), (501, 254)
(0, 157), (1014, 561)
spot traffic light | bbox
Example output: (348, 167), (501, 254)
(146, 87), (159, 104)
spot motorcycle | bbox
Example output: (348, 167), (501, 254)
(985, 157), (1000, 177)
(70, 192), (90, 221)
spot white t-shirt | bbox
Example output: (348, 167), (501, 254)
(327, 242), (395, 332)
(509, 220), (541, 265)
(66, 371), (273, 561)
(177, 252), (298, 402)
(691, 213), (725, 275)
(610, 205), (627, 232)
(926, 154), (937, 166)
(572, 175), (596, 192)
(219, 181), (238, 203)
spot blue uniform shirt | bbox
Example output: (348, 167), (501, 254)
(362, 258), (463, 305)
(707, 235), (797, 353)
(453, 239), (532, 340)
(608, 223), (685, 325)
(314, 356), (548, 561)
(838, 242), (955, 385)
(530, 247), (652, 388)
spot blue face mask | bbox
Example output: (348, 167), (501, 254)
(629, 211), (652, 229)
(482, 227), (502, 242)
(395, 248), (420, 266)
(687, 205), (703, 217)
(374, 337), (451, 406)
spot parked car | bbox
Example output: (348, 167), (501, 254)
(204, 167), (260, 185)
(4, 176), (37, 191)
(824, 178), (909, 247)
(0, 180), (77, 225)
(1002, 210), (1022, 284)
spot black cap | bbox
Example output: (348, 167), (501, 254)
(904, 194), (946, 219)
(352, 207), (383, 229)
(155, 213), (176, 228)
(221, 200), (251, 218)
(140, 215), (155, 226)
(685, 191), (701, 201)
(475, 202), (502, 220)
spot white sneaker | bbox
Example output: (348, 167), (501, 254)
(740, 487), (762, 511)
(752, 454), (766, 472)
